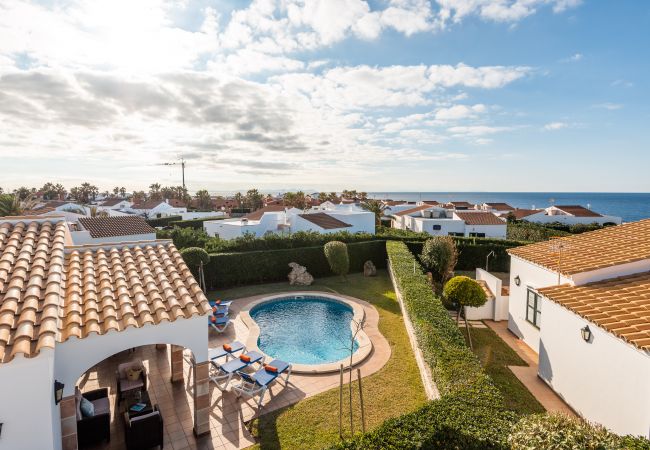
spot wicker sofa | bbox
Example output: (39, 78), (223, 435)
(76, 387), (111, 448)
(123, 405), (164, 449)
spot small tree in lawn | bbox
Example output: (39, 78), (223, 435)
(180, 247), (210, 291)
(420, 236), (458, 293)
(324, 241), (350, 280)
(443, 276), (487, 350)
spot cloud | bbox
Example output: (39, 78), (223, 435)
(593, 102), (623, 110)
(561, 53), (583, 62)
(434, 104), (486, 120)
(543, 121), (569, 130)
(436, 0), (583, 26)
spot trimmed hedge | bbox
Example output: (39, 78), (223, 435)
(146, 215), (182, 227)
(330, 241), (516, 449)
(204, 240), (387, 288)
(169, 216), (226, 229)
(407, 240), (517, 273)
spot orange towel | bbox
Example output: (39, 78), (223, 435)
(264, 365), (278, 373)
(210, 316), (216, 323)
(240, 354), (251, 363)
(223, 344), (232, 352)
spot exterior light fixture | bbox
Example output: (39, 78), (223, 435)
(0, 422), (3, 437)
(581, 325), (592, 342)
(54, 380), (65, 405)
(514, 276), (521, 286)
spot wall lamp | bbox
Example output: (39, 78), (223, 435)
(581, 325), (592, 343)
(514, 275), (521, 286)
(54, 380), (65, 405)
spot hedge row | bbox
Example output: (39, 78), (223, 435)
(204, 240), (387, 288)
(168, 216), (226, 229)
(331, 241), (516, 449)
(146, 215), (183, 227)
(406, 240), (518, 272)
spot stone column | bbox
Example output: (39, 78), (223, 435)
(193, 361), (210, 436)
(60, 395), (78, 450)
(171, 345), (184, 383)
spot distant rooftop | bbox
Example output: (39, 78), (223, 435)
(455, 211), (505, 226)
(299, 213), (352, 229)
(554, 205), (602, 217)
(78, 216), (155, 238)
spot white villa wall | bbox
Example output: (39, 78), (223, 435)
(180, 211), (226, 220)
(204, 219), (248, 239)
(0, 351), (58, 450)
(538, 299), (650, 438)
(324, 211), (375, 234)
(101, 200), (132, 210)
(411, 217), (465, 236)
(508, 256), (572, 352)
(463, 223), (507, 239)
(465, 269), (509, 321)
(69, 231), (156, 245)
(54, 315), (208, 398)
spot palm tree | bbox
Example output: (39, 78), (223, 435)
(361, 199), (386, 227)
(195, 189), (212, 211)
(0, 194), (22, 216)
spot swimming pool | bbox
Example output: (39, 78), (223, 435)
(250, 295), (360, 365)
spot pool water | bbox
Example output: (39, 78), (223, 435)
(250, 296), (359, 365)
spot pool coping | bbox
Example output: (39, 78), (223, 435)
(239, 291), (373, 374)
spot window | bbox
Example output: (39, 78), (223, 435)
(448, 232), (464, 237)
(526, 289), (542, 328)
(432, 224), (442, 230)
(469, 232), (486, 238)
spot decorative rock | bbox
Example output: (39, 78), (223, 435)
(288, 262), (314, 286)
(363, 260), (377, 277)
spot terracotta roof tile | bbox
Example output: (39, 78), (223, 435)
(0, 218), (211, 365)
(455, 211), (505, 226)
(554, 205), (602, 218)
(394, 205), (432, 216)
(539, 271), (650, 350)
(101, 198), (127, 207)
(78, 216), (155, 238)
(245, 205), (285, 220)
(508, 219), (650, 276)
(131, 199), (165, 210)
(298, 213), (352, 230)
(484, 202), (514, 211)
(509, 209), (543, 219)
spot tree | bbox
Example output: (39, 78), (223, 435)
(113, 186), (120, 196)
(324, 241), (350, 280)
(318, 192), (329, 203)
(420, 236), (458, 292)
(69, 182), (98, 203)
(41, 182), (66, 200)
(0, 194), (21, 216)
(119, 187), (127, 198)
(149, 183), (162, 201)
(132, 191), (146, 204)
(13, 186), (35, 201)
(360, 199), (385, 227)
(234, 192), (244, 208)
(195, 189), (212, 211)
(443, 276), (487, 349)
(246, 189), (264, 211)
(283, 191), (306, 209)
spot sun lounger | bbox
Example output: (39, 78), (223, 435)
(209, 300), (232, 316)
(209, 315), (231, 333)
(208, 341), (245, 362)
(209, 351), (265, 390)
(232, 359), (292, 407)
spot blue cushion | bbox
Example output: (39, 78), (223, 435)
(80, 396), (94, 417)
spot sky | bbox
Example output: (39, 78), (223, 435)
(0, 0), (649, 194)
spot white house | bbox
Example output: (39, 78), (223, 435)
(98, 198), (132, 211)
(464, 269), (510, 322)
(507, 220), (650, 438)
(129, 199), (187, 218)
(502, 205), (622, 226)
(393, 206), (507, 239)
(0, 215), (212, 450)
(204, 204), (375, 240)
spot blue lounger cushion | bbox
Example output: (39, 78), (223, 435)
(218, 351), (264, 374)
(209, 315), (229, 326)
(208, 341), (245, 360)
(241, 359), (290, 387)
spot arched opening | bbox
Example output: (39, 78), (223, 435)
(64, 342), (209, 450)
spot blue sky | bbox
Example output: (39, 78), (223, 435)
(0, 0), (648, 193)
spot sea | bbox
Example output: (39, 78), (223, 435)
(367, 192), (650, 223)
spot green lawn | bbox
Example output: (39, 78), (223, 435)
(461, 326), (545, 415)
(211, 271), (427, 449)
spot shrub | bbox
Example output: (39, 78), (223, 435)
(169, 216), (226, 229)
(146, 215), (182, 227)
(507, 221), (571, 242)
(332, 241), (516, 449)
(443, 276), (487, 310)
(180, 247), (210, 268)
(508, 413), (626, 450)
(420, 236), (458, 288)
(203, 241), (386, 288)
(324, 241), (350, 279)
(156, 227), (210, 249)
